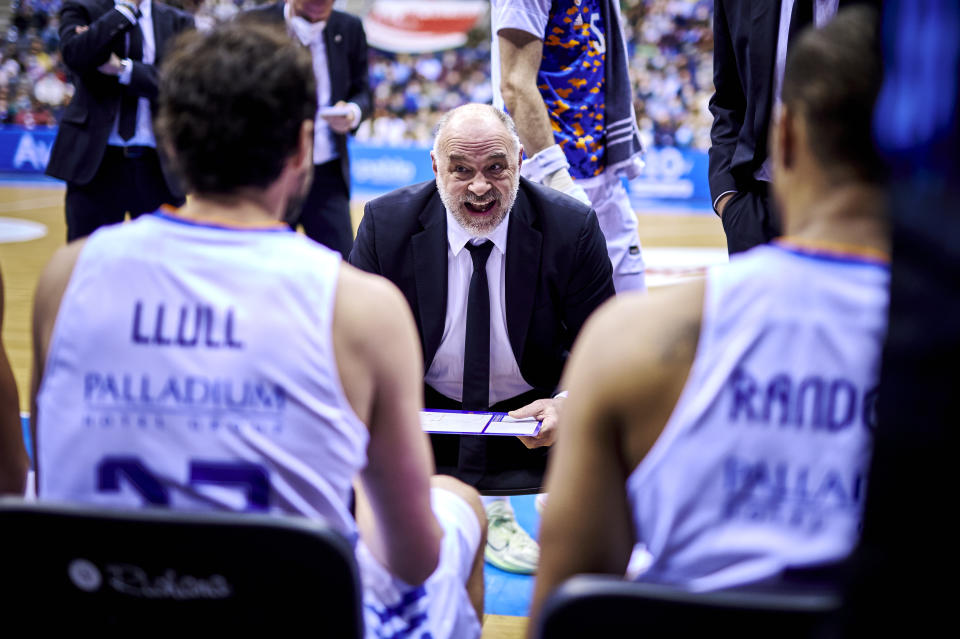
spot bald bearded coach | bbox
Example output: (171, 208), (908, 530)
(349, 103), (615, 494)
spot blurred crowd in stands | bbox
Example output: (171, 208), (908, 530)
(1, 0), (714, 151)
(623, 0), (713, 151)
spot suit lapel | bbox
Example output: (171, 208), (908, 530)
(412, 192), (448, 369)
(152, 3), (164, 52)
(750, 0), (780, 160)
(324, 12), (345, 101)
(504, 188), (542, 365)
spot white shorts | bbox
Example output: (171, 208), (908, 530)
(581, 172), (646, 294)
(357, 487), (482, 639)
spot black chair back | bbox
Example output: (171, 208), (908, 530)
(1, 498), (363, 635)
(536, 574), (841, 638)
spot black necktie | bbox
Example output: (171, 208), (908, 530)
(788, 0), (814, 52)
(118, 21), (144, 141)
(462, 241), (494, 411)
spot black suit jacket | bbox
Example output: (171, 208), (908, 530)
(45, 0), (193, 188)
(708, 0), (882, 202)
(240, 2), (372, 193)
(350, 177), (615, 398)
(349, 178), (615, 491)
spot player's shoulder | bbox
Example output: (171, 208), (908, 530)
(574, 280), (706, 397)
(35, 238), (88, 317)
(335, 263), (411, 330)
(333, 264), (420, 377)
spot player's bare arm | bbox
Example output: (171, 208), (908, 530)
(334, 263), (443, 585)
(0, 269), (28, 494)
(528, 282), (704, 636)
(497, 28), (556, 155)
(498, 26), (591, 204)
(29, 239), (87, 485)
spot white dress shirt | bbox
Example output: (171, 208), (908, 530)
(285, 3), (339, 165)
(108, 0), (156, 148)
(425, 212), (534, 407)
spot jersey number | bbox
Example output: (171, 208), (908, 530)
(589, 13), (606, 55)
(97, 456), (270, 511)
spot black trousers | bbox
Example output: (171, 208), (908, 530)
(290, 159), (354, 256)
(65, 146), (183, 242)
(425, 385), (550, 495)
(720, 180), (782, 255)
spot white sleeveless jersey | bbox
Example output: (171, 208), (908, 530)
(37, 213), (368, 541)
(628, 241), (889, 591)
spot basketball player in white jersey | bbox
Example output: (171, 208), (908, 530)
(530, 7), (887, 625)
(31, 23), (484, 638)
(0, 266), (29, 494)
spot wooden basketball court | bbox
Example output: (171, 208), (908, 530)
(0, 182), (725, 638)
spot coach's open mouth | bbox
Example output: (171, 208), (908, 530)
(465, 200), (496, 213)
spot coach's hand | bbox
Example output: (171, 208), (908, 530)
(98, 53), (123, 76)
(323, 100), (359, 134)
(511, 396), (565, 449)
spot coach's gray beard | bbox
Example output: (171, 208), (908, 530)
(438, 177), (520, 237)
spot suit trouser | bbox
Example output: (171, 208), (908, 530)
(291, 159), (354, 256)
(65, 146), (183, 242)
(425, 385), (549, 495)
(720, 180), (782, 255)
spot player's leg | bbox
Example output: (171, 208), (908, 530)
(354, 475), (485, 638)
(583, 174), (646, 294)
(432, 474), (486, 620)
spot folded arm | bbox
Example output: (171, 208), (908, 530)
(59, 1), (137, 75)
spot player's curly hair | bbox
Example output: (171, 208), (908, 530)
(155, 22), (317, 195)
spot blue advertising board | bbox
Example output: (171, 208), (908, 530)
(0, 127), (57, 174)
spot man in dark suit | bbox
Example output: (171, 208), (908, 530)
(45, 0), (193, 241)
(710, 0), (881, 254)
(350, 103), (615, 573)
(240, 0), (371, 255)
